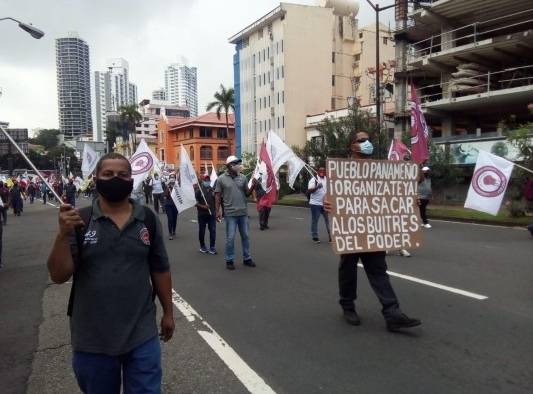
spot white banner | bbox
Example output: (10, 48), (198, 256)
(286, 155), (306, 189)
(130, 139), (159, 191)
(180, 145), (198, 185)
(267, 131), (295, 174)
(81, 144), (99, 178)
(171, 181), (197, 213)
(210, 162), (218, 187)
(464, 150), (514, 216)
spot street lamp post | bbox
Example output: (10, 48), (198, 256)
(0, 17), (44, 39)
(364, 1), (395, 132)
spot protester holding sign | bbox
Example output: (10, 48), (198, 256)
(325, 131), (421, 331)
(308, 167), (331, 244)
(215, 155), (257, 271)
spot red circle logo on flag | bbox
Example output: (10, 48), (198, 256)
(130, 153), (153, 175)
(472, 166), (507, 197)
(139, 227), (151, 246)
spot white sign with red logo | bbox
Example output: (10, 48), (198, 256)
(464, 150), (514, 216)
(130, 139), (159, 190)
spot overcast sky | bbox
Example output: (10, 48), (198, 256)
(0, 0), (394, 132)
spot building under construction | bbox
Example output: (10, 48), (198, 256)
(394, 0), (533, 165)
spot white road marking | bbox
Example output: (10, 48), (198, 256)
(47, 202), (59, 208)
(172, 289), (276, 394)
(357, 263), (488, 300)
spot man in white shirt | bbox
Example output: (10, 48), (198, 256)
(308, 167), (331, 244)
(150, 174), (164, 214)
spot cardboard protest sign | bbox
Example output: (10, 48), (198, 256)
(327, 158), (422, 254)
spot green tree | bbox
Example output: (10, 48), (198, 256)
(31, 129), (60, 150)
(206, 84), (235, 154)
(119, 105), (142, 154)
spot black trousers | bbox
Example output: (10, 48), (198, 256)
(419, 199), (429, 224)
(338, 252), (400, 319)
(259, 207), (271, 229)
(153, 193), (163, 213)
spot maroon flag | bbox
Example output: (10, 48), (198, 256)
(410, 84), (430, 164)
(258, 141), (277, 207)
(388, 139), (411, 161)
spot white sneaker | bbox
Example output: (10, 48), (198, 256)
(400, 249), (411, 257)
(423, 223), (432, 229)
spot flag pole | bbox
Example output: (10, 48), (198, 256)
(513, 162), (533, 175)
(0, 125), (63, 203)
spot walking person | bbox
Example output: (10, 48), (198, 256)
(196, 175), (217, 254)
(162, 176), (178, 240)
(324, 131), (421, 331)
(27, 181), (36, 204)
(40, 181), (49, 205)
(0, 181), (9, 225)
(151, 174), (164, 214)
(47, 152), (174, 394)
(65, 178), (77, 207)
(308, 167), (331, 244)
(215, 155), (257, 270)
(418, 166), (432, 229)
(9, 181), (23, 216)
(143, 178), (153, 205)
(256, 180), (273, 230)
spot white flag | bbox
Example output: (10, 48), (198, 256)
(210, 162), (218, 187)
(464, 150), (514, 216)
(130, 139), (159, 190)
(267, 131), (296, 174)
(81, 144), (99, 178)
(286, 155), (306, 189)
(180, 145), (198, 185)
(171, 180), (197, 213)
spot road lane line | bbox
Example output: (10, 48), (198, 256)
(171, 289), (276, 394)
(47, 202), (59, 208)
(356, 264), (488, 300)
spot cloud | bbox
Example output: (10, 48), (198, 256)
(0, 0), (394, 130)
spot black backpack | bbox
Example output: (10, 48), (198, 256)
(67, 205), (157, 317)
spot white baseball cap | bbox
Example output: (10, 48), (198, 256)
(422, 166), (430, 172)
(226, 155), (242, 165)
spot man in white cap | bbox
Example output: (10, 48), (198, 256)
(418, 166), (432, 228)
(215, 155), (257, 270)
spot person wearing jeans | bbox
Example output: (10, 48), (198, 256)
(196, 175), (217, 254)
(308, 167), (331, 243)
(215, 155), (257, 270)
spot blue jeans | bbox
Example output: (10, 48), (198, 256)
(72, 336), (162, 394)
(165, 203), (178, 235)
(224, 215), (251, 262)
(199, 214), (216, 248)
(310, 204), (331, 239)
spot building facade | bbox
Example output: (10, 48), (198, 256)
(94, 58), (139, 142)
(56, 32), (93, 140)
(157, 113), (235, 172)
(230, 2), (366, 155)
(164, 62), (198, 117)
(394, 0), (533, 164)
(152, 88), (167, 101)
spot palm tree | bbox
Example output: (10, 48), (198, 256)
(119, 104), (142, 156)
(206, 84), (235, 155)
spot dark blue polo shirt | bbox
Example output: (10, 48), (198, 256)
(70, 198), (169, 355)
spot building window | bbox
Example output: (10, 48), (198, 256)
(259, 99), (262, 110)
(281, 66), (284, 78)
(268, 119), (271, 130)
(359, 32), (363, 39)
(383, 37), (388, 45)
(155, 108), (161, 115)
(332, 75), (336, 86)
(218, 146), (229, 160)
(267, 47), (270, 58)
(200, 146), (213, 160)
(268, 71), (271, 83)
(281, 39), (284, 52)
(277, 117), (280, 128)
(263, 74), (266, 84)
(263, 49), (266, 61)
(189, 146), (194, 160)
(277, 67), (280, 80)
(282, 116), (285, 128)
(217, 128), (228, 139)
(259, 76), (262, 87)
(268, 96), (271, 107)
(282, 91), (285, 103)
(331, 97), (336, 110)
(200, 127), (212, 138)
(188, 127), (194, 138)
(264, 97), (267, 107)
(277, 92), (280, 104)
(332, 52), (335, 63)
(354, 54), (361, 61)
(161, 149), (165, 161)
(276, 42), (279, 54)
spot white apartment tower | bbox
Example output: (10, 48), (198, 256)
(229, 1), (361, 155)
(56, 32), (93, 139)
(164, 62), (198, 117)
(152, 88), (167, 101)
(94, 58), (138, 142)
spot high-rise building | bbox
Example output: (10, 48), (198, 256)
(56, 32), (93, 140)
(94, 58), (139, 142)
(229, 1), (361, 155)
(152, 88), (167, 101)
(164, 61), (198, 116)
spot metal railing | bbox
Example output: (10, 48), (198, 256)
(417, 64), (533, 103)
(407, 9), (533, 61)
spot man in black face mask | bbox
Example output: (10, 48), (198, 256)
(325, 132), (421, 332)
(47, 152), (174, 394)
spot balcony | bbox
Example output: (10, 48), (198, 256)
(418, 64), (533, 112)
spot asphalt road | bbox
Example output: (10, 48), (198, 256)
(1, 198), (532, 393)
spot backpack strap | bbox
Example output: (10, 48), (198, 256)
(67, 206), (93, 317)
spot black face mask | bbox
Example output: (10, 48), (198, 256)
(96, 177), (133, 202)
